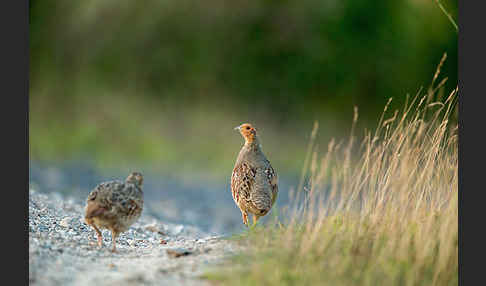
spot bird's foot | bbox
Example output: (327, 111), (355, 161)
(97, 236), (103, 248)
(242, 213), (249, 226)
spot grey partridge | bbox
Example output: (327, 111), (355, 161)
(231, 123), (278, 226)
(84, 172), (144, 252)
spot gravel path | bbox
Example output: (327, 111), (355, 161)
(29, 189), (241, 286)
(29, 161), (297, 235)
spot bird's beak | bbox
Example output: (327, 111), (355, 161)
(234, 125), (241, 131)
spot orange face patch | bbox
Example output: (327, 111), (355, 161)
(238, 123), (257, 143)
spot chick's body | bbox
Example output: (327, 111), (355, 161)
(231, 123), (278, 226)
(84, 172), (143, 251)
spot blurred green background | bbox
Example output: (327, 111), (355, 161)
(29, 0), (457, 181)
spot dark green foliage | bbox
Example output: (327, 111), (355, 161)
(30, 0), (456, 122)
(29, 0), (457, 174)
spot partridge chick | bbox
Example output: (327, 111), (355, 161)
(231, 123), (278, 226)
(84, 172), (144, 252)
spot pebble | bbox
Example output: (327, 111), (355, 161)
(166, 248), (192, 258)
(60, 217), (71, 228)
(144, 223), (166, 235)
(172, 225), (184, 235)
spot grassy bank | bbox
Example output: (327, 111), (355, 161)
(205, 67), (458, 285)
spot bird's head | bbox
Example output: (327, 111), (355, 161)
(126, 172), (143, 187)
(234, 123), (258, 144)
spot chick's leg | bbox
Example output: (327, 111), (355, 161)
(87, 220), (103, 247)
(93, 225), (103, 247)
(111, 230), (119, 252)
(241, 210), (249, 226)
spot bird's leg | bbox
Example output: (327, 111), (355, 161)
(89, 223), (103, 247)
(252, 215), (260, 226)
(111, 230), (119, 253)
(241, 211), (249, 226)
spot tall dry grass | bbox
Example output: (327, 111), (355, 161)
(206, 57), (458, 286)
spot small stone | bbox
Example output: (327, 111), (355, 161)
(172, 225), (184, 235)
(144, 223), (166, 235)
(60, 217), (71, 228)
(202, 248), (212, 253)
(166, 248), (192, 258)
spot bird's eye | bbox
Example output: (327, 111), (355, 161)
(246, 127), (250, 130)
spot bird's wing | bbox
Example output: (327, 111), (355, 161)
(250, 165), (277, 213)
(231, 162), (256, 207)
(85, 180), (123, 218)
(110, 183), (143, 216)
(85, 187), (107, 219)
(85, 201), (107, 219)
(264, 165), (279, 206)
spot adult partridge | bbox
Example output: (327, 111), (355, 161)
(84, 172), (144, 252)
(231, 123), (278, 226)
